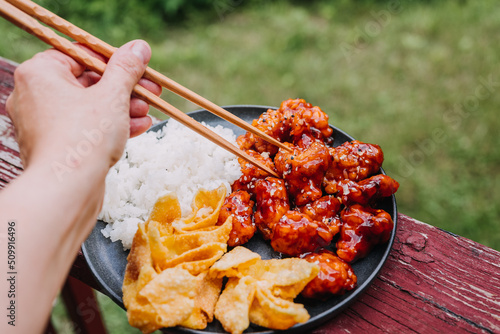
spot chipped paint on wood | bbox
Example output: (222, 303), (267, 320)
(314, 214), (500, 333)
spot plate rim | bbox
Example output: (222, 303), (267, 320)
(82, 105), (398, 334)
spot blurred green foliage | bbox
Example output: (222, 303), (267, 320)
(34, 0), (247, 43)
(17, 0), (445, 44)
(1, 1), (499, 331)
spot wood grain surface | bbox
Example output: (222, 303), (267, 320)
(1, 57), (499, 333)
(313, 214), (500, 333)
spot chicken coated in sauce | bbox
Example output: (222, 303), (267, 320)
(270, 210), (333, 257)
(217, 190), (256, 247)
(279, 98), (333, 142)
(231, 149), (276, 194)
(275, 141), (330, 206)
(300, 195), (341, 236)
(236, 98), (333, 156)
(227, 98), (398, 300)
(236, 108), (288, 156)
(323, 140), (384, 194)
(336, 174), (400, 206)
(300, 249), (357, 299)
(337, 204), (394, 263)
(254, 177), (290, 240)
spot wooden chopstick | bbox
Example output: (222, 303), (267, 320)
(0, 0), (279, 177)
(5, 0), (291, 154)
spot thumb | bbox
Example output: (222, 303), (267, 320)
(98, 40), (151, 99)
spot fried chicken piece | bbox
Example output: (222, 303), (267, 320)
(337, 204), (394, 263)
(236, 108), (289, 156)
(300, 249), (357, 299)
(336, 174), (400, 206)
(300, 196), (342, 236)
(231, 150), (276, 194)
(279, 98), (333, 142)
(217, 190), (256, 247)
(274, 141), (330, 206)
(270, 211), (333, 257)
(323, 140), (384, 194)
(254, 177), (290, 240)
(294, 132), (316, 149)
(236, 98), (333, 155)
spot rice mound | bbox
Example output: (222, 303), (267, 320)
(99, 120), (242, 250)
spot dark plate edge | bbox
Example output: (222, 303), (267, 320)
(81, 241), (125, 307)
(82, 105), (399, 334)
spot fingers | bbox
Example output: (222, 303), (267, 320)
(74, 43), (109, 63)
(129, 79), (162, 117)
(129, 116), (152, 138)
(129, 98), (149, 118)
(138, 78), (162, 97)
(13, 48), (85, 88)
(34, 48), (87, 78)
(13, 43), (109, 88)
(77, 71), (102, 87)
(98, 40), (151, 100)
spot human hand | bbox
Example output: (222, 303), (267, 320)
(6, 40), (161, 171)
(1, 41), (163, 333)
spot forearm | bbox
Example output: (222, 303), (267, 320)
(0, 160), (108, 333)
(0, 39), (153, 333)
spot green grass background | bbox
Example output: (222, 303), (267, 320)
(1, 0), (499, 332)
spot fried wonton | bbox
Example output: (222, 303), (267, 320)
(123, 185), (230, 333)
(212, 247), (319, 333)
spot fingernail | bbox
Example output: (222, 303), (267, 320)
(131, 41), (150, 65)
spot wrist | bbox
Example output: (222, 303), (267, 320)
(26, 142), (112, 185)
(19, 154), (109, 237)
(0, 155), (109, 333)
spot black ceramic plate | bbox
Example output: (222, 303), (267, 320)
(82, 105), (397, 334)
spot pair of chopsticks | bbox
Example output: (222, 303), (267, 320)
(0, 0), (289, 177)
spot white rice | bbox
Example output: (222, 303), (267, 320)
(99, 119), (242, 250)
